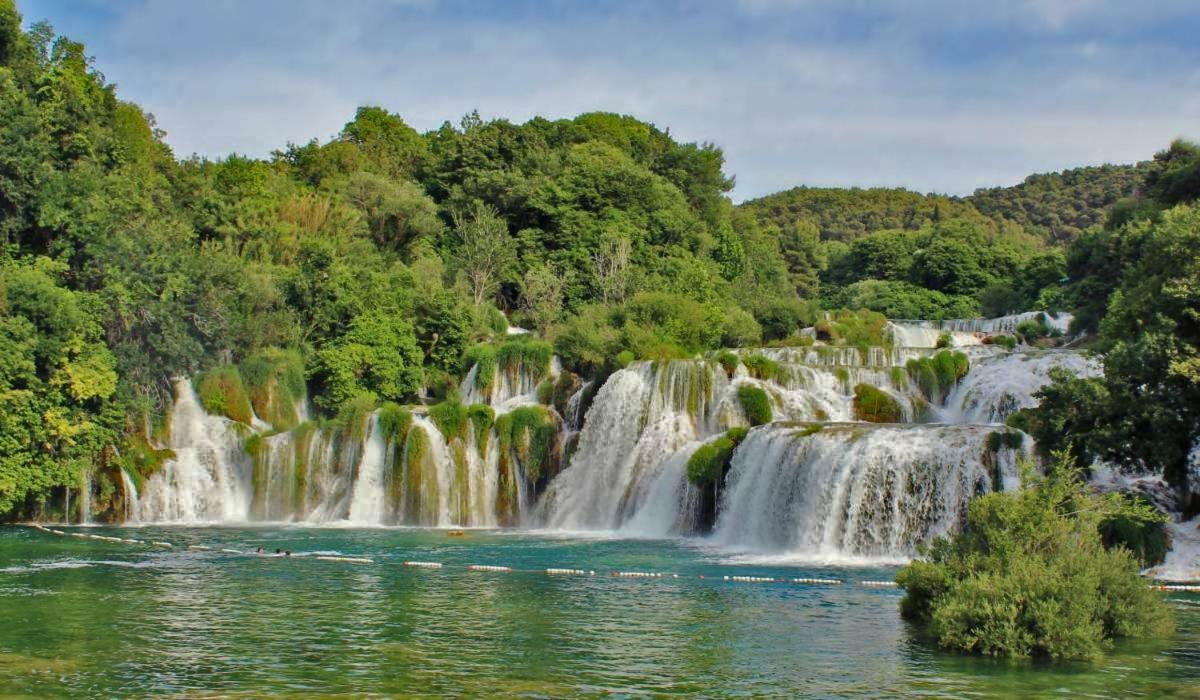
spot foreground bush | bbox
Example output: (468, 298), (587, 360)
(896, 455), (1173, 661)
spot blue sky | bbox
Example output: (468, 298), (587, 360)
(20, 0), (1200, 200)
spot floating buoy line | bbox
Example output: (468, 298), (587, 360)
(20, 524), (1200, 591)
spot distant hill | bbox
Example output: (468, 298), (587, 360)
(740, 161), (1152, 245)
(738, 186), (983, 242)
(966, 162), (1151, 243)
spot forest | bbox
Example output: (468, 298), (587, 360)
(1, 1), (1198, 520)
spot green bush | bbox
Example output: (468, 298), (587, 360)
(1099, 496), (1170, 568)
(988, 334), (1018, 350)
(736, 385), (773, 426)
(616, 350), (636, 367)
(240, 348), (307, 430)
(686, 427), (750, 486)
(896, 456), (1174, 661)
(853, 384), (902, 423)
(906, 350), (969, 403)
(935, 332), (953, 349)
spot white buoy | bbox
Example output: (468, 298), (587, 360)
(860, 580), (898, 587)
(316, 556), (374, 564)
(792, 577), (842, 585)
(188, 545), (211, 551)
(404, 561), (443, 569)
(220, 548), (241, 554)
(467, 564), (512, 572)
(151, 541), (172, 548)
(545, 568), (588, 575)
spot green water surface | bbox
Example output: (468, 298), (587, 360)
(0, 526), (1197, 698)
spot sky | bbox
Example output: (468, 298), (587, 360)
(20, 0), (1200, 200)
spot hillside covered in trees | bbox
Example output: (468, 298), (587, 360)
(1, 0), (1198, 519)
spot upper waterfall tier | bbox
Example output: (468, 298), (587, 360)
(711, 422), (1028, 561)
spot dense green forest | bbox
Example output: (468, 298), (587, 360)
(0, 1), (1198, 518)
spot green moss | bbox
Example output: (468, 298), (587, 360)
(335, 394), (377, 442)
(742, 354), (780, 382)
(462, 344), (498, 389)
(834, 367), (850, 387)
(792, 423), (824, 438)
(616, 350), (636, 367)
(686, 427), (751, 486)
(986, 430), (1024, 452)
(715, 350), (739, 378)
(495, 405), (556, 483)
(467, 404), (495, 451)
(551, 371), (581, 416)
(378, 402), (413, 444)
(736, 385), (773, 426)
(428, 401), (468, 441)
(536, 378), (554, 405)
(853, 384), (902, 423)
(890, 366), (908, 388)
(936, 332), (953, 349)
(196, 365), (254, 425)
(291, 421), (316, 514)
(989, 334), (1018, 351)
(401, 425), (434, 524)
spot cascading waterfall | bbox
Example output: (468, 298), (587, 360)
(134, 378), (252, 522)
(943, 350), (1101, 424)
(122, 311), (1124, 563)
(711, 423), (1027, 560)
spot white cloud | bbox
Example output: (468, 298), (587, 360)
(25, 0), (1200, 198)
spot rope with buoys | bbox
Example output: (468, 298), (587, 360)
(25, 524), (1200, 589)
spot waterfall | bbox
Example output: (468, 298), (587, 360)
(80, 474), (92, 525)
(346, 415), (387, 524)
(133, 378), (252, 523)
(711, 423), (1026, 561)
(943, 350), (1100, 424)
(119, 469), (138, 522)
(538, 361), (730, 531)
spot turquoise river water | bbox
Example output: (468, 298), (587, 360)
(1, 525), (1198, 698)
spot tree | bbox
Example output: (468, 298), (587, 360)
(345, 171), (441, 257)
(451, 200), (514, 306)
(592, 233), (631, 304)
(896, 455), (1173, 661)
(520, 265), (566, 335)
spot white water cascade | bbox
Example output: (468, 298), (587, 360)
(711, 423), (1026, 561)
(123, 311), (1128, 564)
(133, 379), (252, 522)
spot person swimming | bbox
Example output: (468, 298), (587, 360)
(274, 548), (282, 555)
(255, 547), (264, 554)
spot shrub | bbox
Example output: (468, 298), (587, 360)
(616, 350), (636, 367)
(906, 350), (969, 403)
(686, 427), (750, 486)
(240, 348), (307, 430)
(935, 332), (953, 349)
(988, 334), (1018, 350)
(1099, 496), (1170, 568)
(896, 455), (1174, 661)
(736, 385), (773, 426)
(853, 384), (902, 423)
